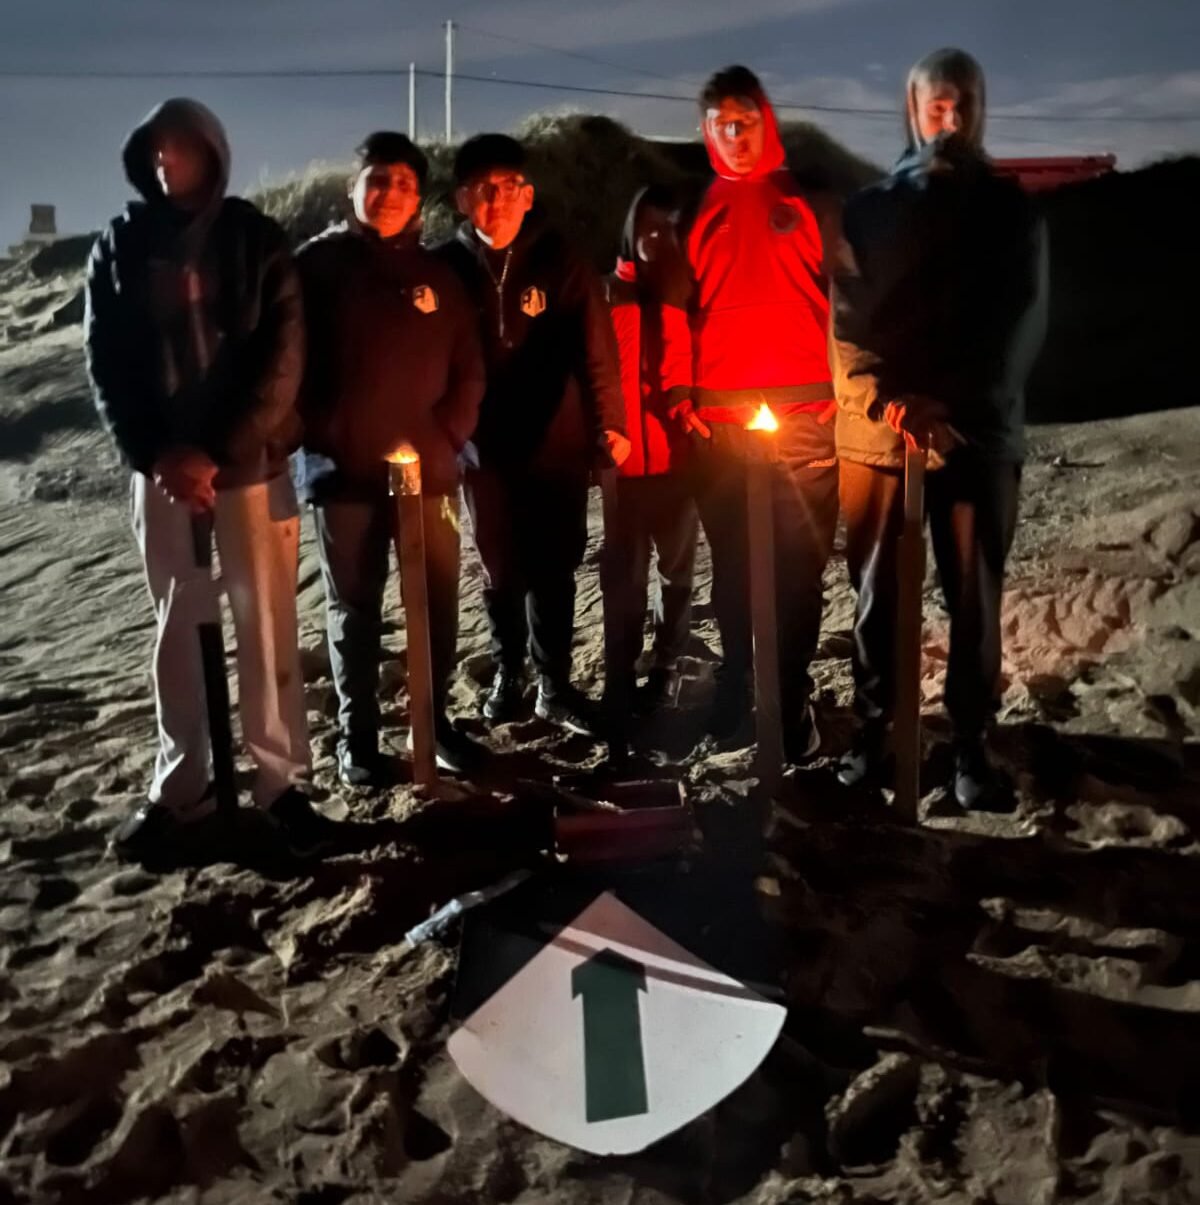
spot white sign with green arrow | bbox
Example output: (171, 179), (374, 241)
(447, 891), (786, 1155)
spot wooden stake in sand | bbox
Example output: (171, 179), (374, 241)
(388, 443), (437, 788)
(190, 510), (238, 816)
(745, 404), (784, 795)
(893, 442), (927, 823)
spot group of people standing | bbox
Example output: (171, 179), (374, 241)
(84, 46), (1046, 858)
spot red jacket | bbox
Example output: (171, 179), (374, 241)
(606, 260), (692, 477)
(686, 90), (834, 424)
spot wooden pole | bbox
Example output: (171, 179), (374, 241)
(408, 61), (417, 141)
(190, 511), (238, 815)
(893, 443), (927, 823)
(747, 441), (783, 794)
(390, 451), (438, 788)
(444, 19), (454, 143)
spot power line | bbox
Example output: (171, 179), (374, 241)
(0, 62), (1196, 123)
(455, 21), (703, 91)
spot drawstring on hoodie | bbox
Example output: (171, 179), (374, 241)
(482, 246), (513, 342)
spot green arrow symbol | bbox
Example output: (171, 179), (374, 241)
(571, 947), (649, 1123)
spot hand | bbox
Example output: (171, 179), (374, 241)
(668, 398), (711, 440)
(153, 447), (218, 512)
(678, 409), (711, 440)
(816, 398), (839, 426)
(603, 429), (632, 468)
(884, 397), (964, 456)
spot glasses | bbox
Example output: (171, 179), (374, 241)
(466, 176), (527, 203)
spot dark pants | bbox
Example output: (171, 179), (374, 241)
(313, 492), (461, 754)
(464, 466), (589, 685)
(692, 411), (839, 727)
(600, 473), (699, 698)
(840, 456), (1021, 742)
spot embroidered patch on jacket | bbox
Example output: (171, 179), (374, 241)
(769, 203), (801, 234)
(412, 285), (439, 314)
(520, 286), (547, 317)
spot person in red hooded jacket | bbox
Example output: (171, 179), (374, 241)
(601, 186), (700, 740)
(684, 66), (840, 761)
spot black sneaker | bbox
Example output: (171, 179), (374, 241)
(110, 788), (216, 859)
(269, 788), (340, 857)
(707, 669), (750, 740)
(636, 666), (679, 715)
(535, 679), (600, 738)
(784, 701), (822, 765)
(483, 667), (525, 724)
(407, 721), (487, 775)
(954, 741), (1011, 811)
(336, 742), (390, 791)
(837, 723), (888, 788)
(110, 802), (182, 858)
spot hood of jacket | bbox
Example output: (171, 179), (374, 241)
(904, 47), (987, 156)
(702, 84), (786, 182)
(121, 98), (231, 251)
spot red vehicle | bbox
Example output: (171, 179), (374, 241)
(993, 154), (1117, 192)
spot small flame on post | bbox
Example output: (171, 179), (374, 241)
(745, 403), (779, 433)
(386, 442), (420, 465)
(386, 442), (422, 496)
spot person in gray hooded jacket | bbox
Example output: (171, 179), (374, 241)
(85, 99), (326, 856)
(830, 49), (1048, 809)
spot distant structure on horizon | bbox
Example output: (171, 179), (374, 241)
(993, 154), (1118, 192)
(7, 203), (67, 259)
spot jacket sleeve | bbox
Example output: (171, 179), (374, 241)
(219, 220), (306, 463)
(84, 225), (166, 474)
(434, 277), (485, 451)
(658, 301), (693, 414)
(829, 216), (886, 423)
(574, 257), (628, 439)
(294, 238), (335, 446)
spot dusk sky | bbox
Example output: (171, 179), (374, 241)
(2, 0), (1197, 246)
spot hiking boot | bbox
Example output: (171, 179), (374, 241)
(110, 787), (216, 859)
(784, 701), (822, 765)
(535, 678), (600, 738)
(837, 723), (888, 788)
(482, 667), (525, 724)
(336, 742), (393, 791)
(637, 666), (679, 715)
(269, 788), (340, 858)
(953, 740), (1010, 811)
(407, 720), (487, 775)
(707, 669), (750, 740)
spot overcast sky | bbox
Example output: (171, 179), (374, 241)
(1, 0), (1197, 245)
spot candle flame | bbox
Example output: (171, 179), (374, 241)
(386, 442), (420, 465)
(745, 403), (779, 433)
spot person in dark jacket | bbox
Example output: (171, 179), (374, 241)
(84, 99), (321, 854)
(437, 134), (630, 735)
(830, 48), (1048, 807)
(295, 131), (486, 786)
(601, 186), (699, 738)
(684, 66), (841, 762)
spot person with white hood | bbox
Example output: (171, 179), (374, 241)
(830, 49), (1048, 808)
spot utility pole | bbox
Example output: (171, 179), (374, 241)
(444, 18), (454, 143)
(408, 61), (417, 140)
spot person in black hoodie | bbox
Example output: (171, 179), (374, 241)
(437, 134), (629, 735)
(84, 99), (322, 855)
(830, 49), (1048, 808)
(295, 132), (486, 786)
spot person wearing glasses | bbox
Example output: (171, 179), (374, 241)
(294, 132), (486, 789)
(683, 66), (841, 764)
(437, 134), (629, 736)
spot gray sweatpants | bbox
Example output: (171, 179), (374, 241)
(131, 472), (311, 815)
